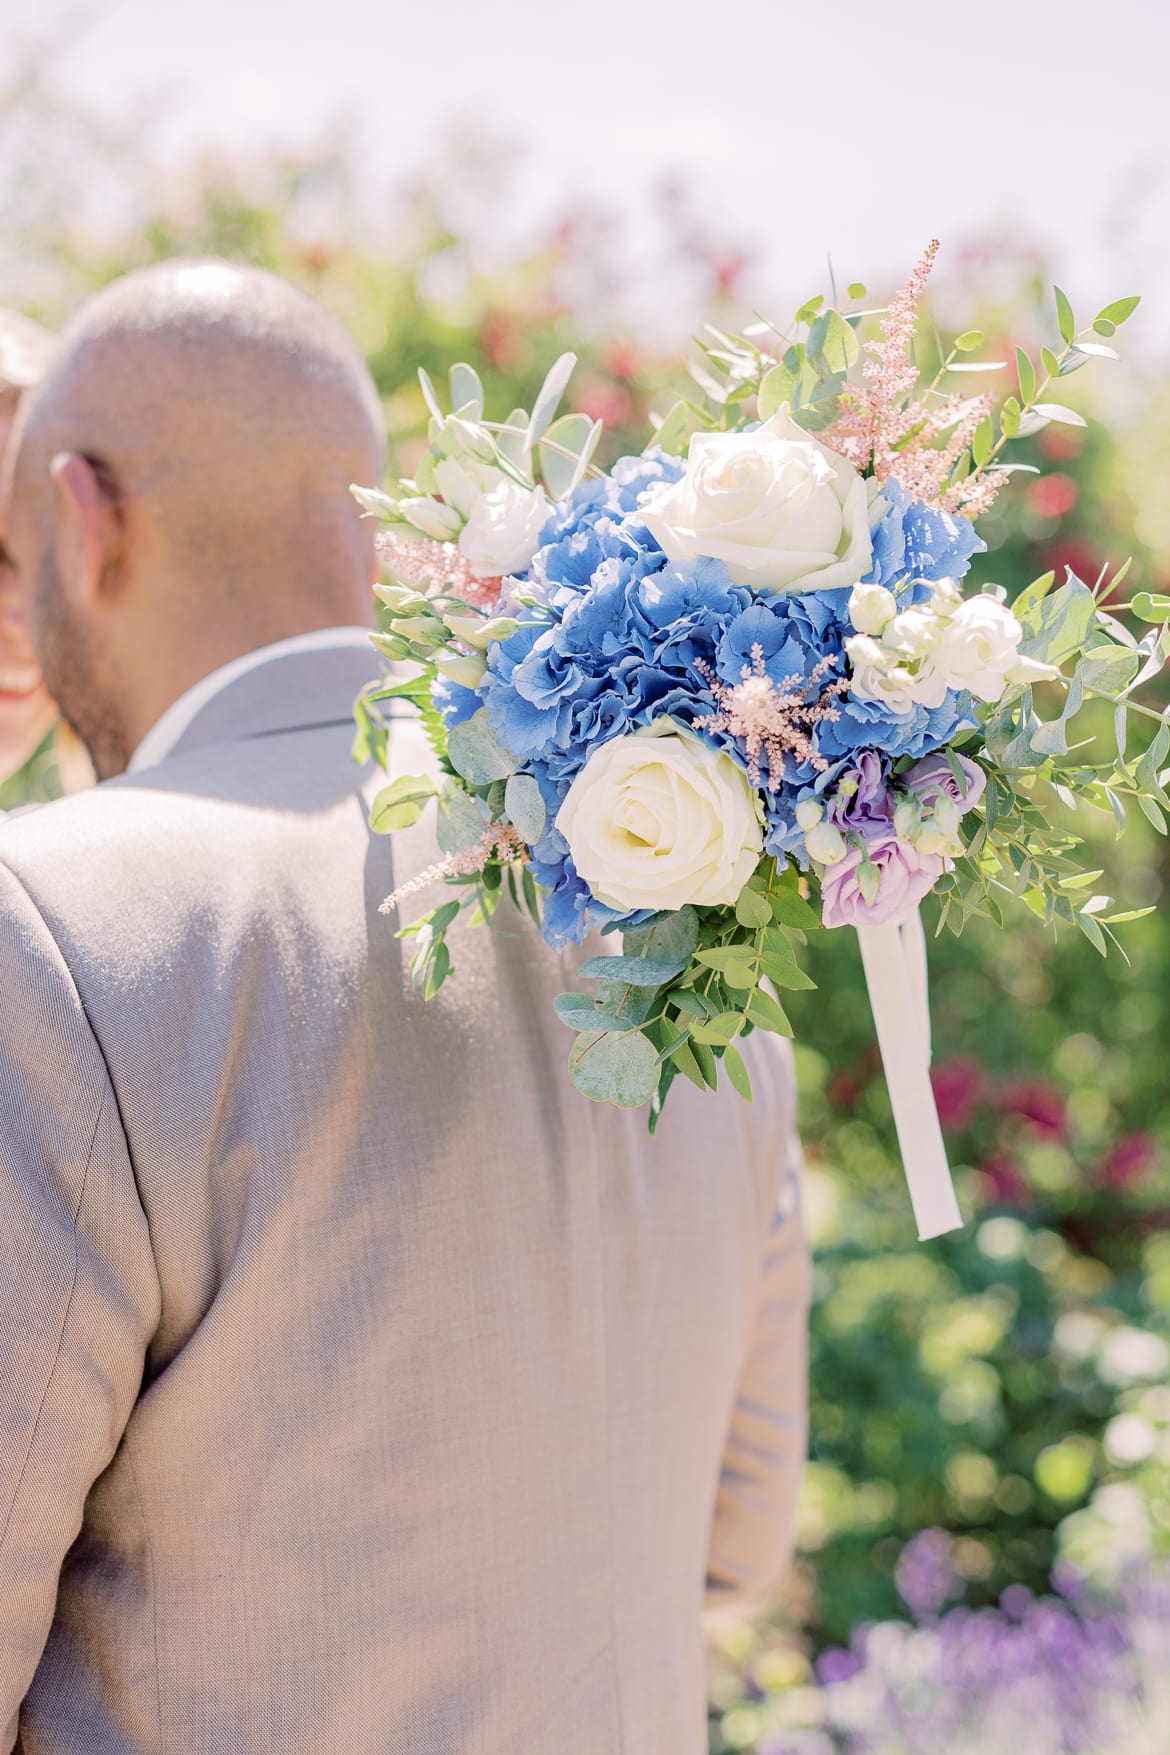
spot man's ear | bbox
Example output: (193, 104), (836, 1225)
(48, 452), (122, 607)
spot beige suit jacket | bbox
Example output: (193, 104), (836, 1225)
(0, 644), (809, 1755)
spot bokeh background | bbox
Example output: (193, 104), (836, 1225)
(3, 2), (1169, 1748)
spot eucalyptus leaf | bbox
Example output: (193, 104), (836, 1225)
(526, 353), (577, 446)
(757, 364), (797, 420)
(622, 906), (700, 966)
(1019, 579), (1095, 665)
(553, 993), (631, 1032)
(569, 1029), (661, 1107)
(577, 954), (686, 987)
(538, 412), (596, 498)
(503, 773), (546, 845)
(1054, 286), (1076, 346)
(723, 1045), (753, 1102)
(447, 709), (519, 785)
(436, 784), (488, 855)
(651, 400), (701, 457)
(448, 362), (484, 422)
(807, 309), (859, 374)
(689, 1012), (743, 1047)
(1095, 295), (1140, 328)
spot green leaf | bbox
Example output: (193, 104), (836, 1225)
(769, 885), (820, 928)
(734, 886), (773, 929)
(1016, 346), (1036, 406)
(668, 1039), (706, 1090)
(807, 309), (860, 374)
(846, 282), (867, 300)
(503, 773), (546, 845)
(1054, 286), (1076, 346)
(527, 352), (577, 446)
(1013, 571), (1056, 619)
(448, 362), (484, 421)
(569, 1029), (661, 1107)
(670, 989), (713, 1021)
(1000, 397), (1022, 438)
(423, 940), (452, 999)
(1019, 578), (1095, 665)
(760, 953), (816, 990)
(1068, 340), (1119, 363)
(447, 709), (519, 785)
(1075, 909), (1108, 955)
(1032, 403), (1088, 428)
(1137, 793), (1168, 835)
(723, 1045), (753, 1102)
(622, 906), (700, 967)
(757, 362), (798, 421)
(651, 400), (701, 458)
(972, 416), (994, 468)
(953, 330), (984, 353)
(746, 987), (793, 1037)
(436, 785), (486, 855)
(553, 993), (631, 1032)
(577, 954), (687, 987)
(369, 773), (438, 833)
(1093, 318), (1117, 338)
(691, 1037), (719, 1089)
(1131, 592), (1170, 623)
(689, 1012), (743, 1047)
(539, 412), (601, 498)
(1095, 295), (1141, 328)
(1040, 345), (1061, 380)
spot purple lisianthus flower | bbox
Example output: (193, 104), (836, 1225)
(904, 750), (986, 816)
(821, 832), (945, 928)
(824, 750), (896, 834)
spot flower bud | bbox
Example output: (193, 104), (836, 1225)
(848, 581), (898, 636)
(795, 798), (824, 831)
(434, 651), (488, 690)
(805, 821), (848, 866)
(398, 495), (464, 542)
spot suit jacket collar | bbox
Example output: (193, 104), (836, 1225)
(159, 638), (381, 767)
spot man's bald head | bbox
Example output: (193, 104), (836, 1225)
(5, 259), (385, 775)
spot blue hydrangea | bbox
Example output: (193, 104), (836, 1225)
(866, 477), (985, 590)
(428, 452), (984, 945)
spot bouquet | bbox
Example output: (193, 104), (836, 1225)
(352, 244), (1166, 1238)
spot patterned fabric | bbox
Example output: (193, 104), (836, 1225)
(0, 647), (809, 1755)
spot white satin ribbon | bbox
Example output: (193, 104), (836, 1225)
(856, 910), (962, 1241)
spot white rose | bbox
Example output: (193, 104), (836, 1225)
(639, 406), (872, 594)
(934, 596), (1057, 704)
(555, 723), (763, 913)
(458, 479), (549, 579)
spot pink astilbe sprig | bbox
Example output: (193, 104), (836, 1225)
(375, 531), (501, 611)
(696, 646), (847, 790)
(380, 819), (526, 917)
(822, 239), (940, 478)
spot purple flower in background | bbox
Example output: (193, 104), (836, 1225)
(896, 1528), (962, 1618)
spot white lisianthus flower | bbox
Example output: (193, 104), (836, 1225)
(458, 479), (549, 579)
(433, 457), (497, 519)
(933, 595), (1059, 703)
(848, 581), (898, 636)
(639, 406), (872, 594)
(846, 579), (1058, 710)
(555, 723), (763, 913)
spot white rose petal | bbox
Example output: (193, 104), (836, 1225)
(639, 407), (872, 595)
(555, 723), (763, 913)
(458, 480), (549, 580)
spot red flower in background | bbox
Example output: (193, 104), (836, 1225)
(478, 310), (523, 370)
(980, 1153), (1028, 1206)
(574, 379), (633, 428)
(931, 1056), (987, 1133)
(1026, 474), (1078, 520)
(1099, 1131), (1159, 1190)
(605, 340), (641, 380)
(999, 1079), (1068, 1139)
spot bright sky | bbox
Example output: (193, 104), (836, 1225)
(5, 0), (1169, 337)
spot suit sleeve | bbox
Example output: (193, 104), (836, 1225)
(0, 863), (159, 1751)
(704, 1036), (811, 1613)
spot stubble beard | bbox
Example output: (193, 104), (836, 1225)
(34, 548), (133, 780)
